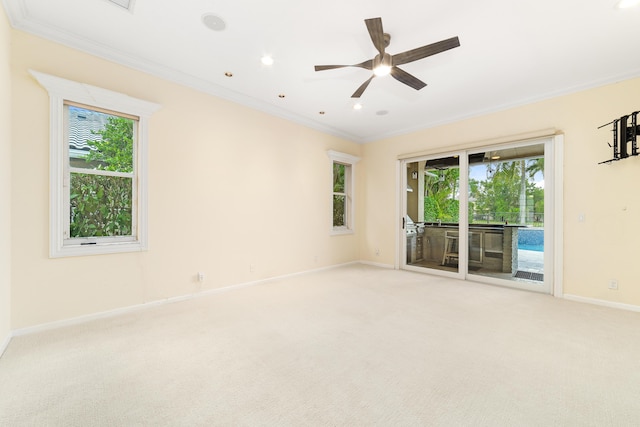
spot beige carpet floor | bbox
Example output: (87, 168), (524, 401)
(1, 264), (640, 426)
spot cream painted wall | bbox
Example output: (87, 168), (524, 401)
(8, 25), (640, 331)
(361, 77), (640, 306)
(10, 31), (362, 329)
(0, 7), (11, 342)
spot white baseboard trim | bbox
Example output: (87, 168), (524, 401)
(11, 261), (370, 338)
(11, 298), (177, 337)
(8, 264), (640, 341)
(359, 260), (395, 269)
(563, 294), (640, 313)
(0, 332), (11, 358)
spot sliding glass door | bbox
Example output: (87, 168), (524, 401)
(404, 154), (463, 277)
(401, 138), (554, 293)
(466, 144), (546, 291)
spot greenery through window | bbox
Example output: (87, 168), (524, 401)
(421, 149), (544, 227)
(423, 167), (460, 223)
(333, 162), (346, 227)
(469, 158), (544, 226)
(66, 104), (137, 239)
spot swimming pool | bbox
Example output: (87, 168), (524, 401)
(518, 228), (544, 252)
(518, 243), (544, 252)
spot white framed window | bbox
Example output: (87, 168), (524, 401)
(327, 150), (360, 235)
(30, 70), (161, 257)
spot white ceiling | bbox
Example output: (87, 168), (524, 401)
(4, 0), (640, 143)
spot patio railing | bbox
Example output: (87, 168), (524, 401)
(472, 212), (544, 227)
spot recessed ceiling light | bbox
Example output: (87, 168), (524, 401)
(224, 72), (233, 77)
(261, 55), (274, 66)
(202, 13), (226, 31)
(617, 0), (640, 8)
(353, 103), (363, 110)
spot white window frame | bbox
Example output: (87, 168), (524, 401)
(30, 70), (161, 258)
(328, 150), (360, 235)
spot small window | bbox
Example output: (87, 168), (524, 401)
(333, 162), (348, 227)
(31, 71), (160, 257)
(327, 150), (360, 235)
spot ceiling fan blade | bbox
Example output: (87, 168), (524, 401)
(392, 36), (460, 66)
(315, 65), (347, 71)
(390, 67), (427, 91)
(314, 59), (373, 72)
(365, 17), (386, 55)
(351, 75), (375, 98)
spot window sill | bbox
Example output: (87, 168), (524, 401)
(50, 241), (146, 258)
(331, 228), (355, 236)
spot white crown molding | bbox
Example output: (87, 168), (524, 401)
(8, 1), (640, 145)
(368, 67), (640, 143)
(1, 0), (26, 27)
(5, 4), (364, 143)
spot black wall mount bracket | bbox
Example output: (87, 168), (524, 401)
(599, 111), (640, 164)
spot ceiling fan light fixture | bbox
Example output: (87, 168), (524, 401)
(373, 65), (391, 77)
(373, 53), (392, 77)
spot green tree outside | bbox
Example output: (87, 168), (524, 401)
(423, 168), (460, 223)
(333, 162), (346, 227)
(69, 114), (135, 238)
(469, 158), (544, 225)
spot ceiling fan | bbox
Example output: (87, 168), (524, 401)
(314, 17), (460, 98)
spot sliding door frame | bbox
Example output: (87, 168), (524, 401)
(396, 134), (564, 296)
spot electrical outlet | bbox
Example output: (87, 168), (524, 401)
(608, 279), (618, 290)
(375, 248), (380, 256)
(197, 272), (205, 282)
(250, 264), (255, 273)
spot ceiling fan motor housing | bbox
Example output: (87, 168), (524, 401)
(374, 52), (392, 68)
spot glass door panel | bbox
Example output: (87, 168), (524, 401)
(405, 155), (460, 274)
(467, 144), (546, 288)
